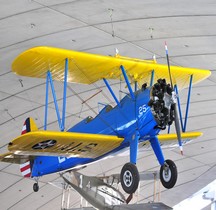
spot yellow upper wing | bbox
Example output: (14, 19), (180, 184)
(7, 131), (124, 159)
(12, 46), (211, 90)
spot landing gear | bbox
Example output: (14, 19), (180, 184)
(160, 159), (177, 189)
(33, 182), (39, 192)
(120, 163), (140, 194)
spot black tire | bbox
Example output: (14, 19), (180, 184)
(33, 183), (39, 192)
(160, 159), (177, 189)
(120, 163), (140, 194)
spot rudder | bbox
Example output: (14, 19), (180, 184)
(20, 117), (38, 178)
(21, 117), (38, 135)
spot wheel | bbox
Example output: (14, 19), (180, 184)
(120, 163), (140, 194)
(160, 159), (177, 189)
(33, 183), (39, 192)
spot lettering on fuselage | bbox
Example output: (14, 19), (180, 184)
(60, 142), (98, 153)
(58, 156), (68, 163)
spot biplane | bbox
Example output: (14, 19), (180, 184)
(0, 45), (211, 195)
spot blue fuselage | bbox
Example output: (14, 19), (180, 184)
(31, 88), (158, 177)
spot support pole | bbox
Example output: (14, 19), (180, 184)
(44, 71), (49, 130)
(61, 58), (68, 131)
(120, 65), (135, 100)
(183, 75), (193, 132)
(43, 63), (70, 131)
(153, 172), (157, 202)
(167, 125), (171, 134)
(130, 131), (140, 164)
(48, 71), (62, 130)
(150, 136), (165, 166)
(150, 70), (155, 87)
(103, 78), (121, 108)
(174, 74), (193, 132)
(134, 81), (138, 92)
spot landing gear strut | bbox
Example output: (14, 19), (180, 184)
(33, 182), (39, 192)
(120, 162), (140, 194)
(160, 159), (177, 189)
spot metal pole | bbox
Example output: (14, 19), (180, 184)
(61, 184), (66, 210)
(67, 187), (70, 209)
(153, 172), (156, 202)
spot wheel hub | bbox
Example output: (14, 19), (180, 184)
(162, 166), (171, 182)
(123, 170), (133, 187)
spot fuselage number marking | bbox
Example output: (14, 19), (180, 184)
(138, 104), (147, 116)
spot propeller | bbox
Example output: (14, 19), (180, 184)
(164, 42), (183, 155)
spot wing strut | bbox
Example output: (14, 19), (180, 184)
(120, 65), (135, 100)
(103, 78), (121, 108)
(130, 131), (140, 164)
(150, 70), (155, 87)
(44, 58), (68, 131)
(174, 74), (193, 132)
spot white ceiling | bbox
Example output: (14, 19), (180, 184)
(0, 0), (216, 209)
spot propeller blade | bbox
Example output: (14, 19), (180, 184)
(174, 104), (183, 155)
(165, 42), (183, 155)
(165, 41), (173, 88)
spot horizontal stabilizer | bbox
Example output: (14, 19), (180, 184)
(7, 131), (124, 159)
(0, 152), (31, 164)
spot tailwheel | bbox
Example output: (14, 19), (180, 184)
(160, 159), (177, 189)
(33, 182), (39, 192)
(120, 163), (140, 194)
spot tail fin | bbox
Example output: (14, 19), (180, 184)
(21, 117), (38, 135)
(20, 118), (38, 178)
